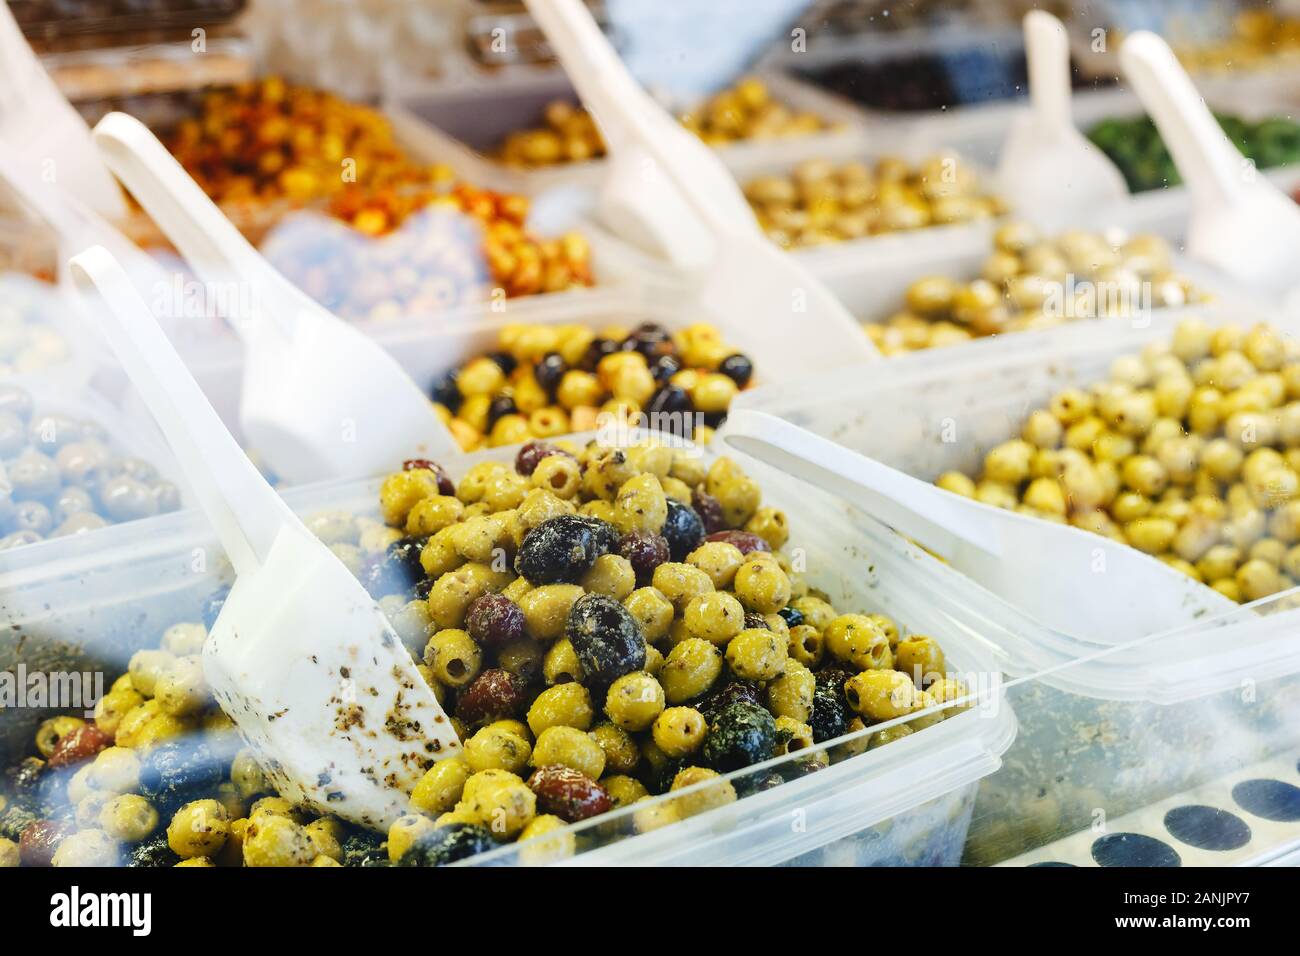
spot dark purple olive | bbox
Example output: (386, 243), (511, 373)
(719, 353), (754, 388)
(465, 593), (526, 648)
(691, 488), (725, 534)
(649, 354), (682, 384)
(515, 440), (573, 476)
(534, 352), (567, 392)
(486, 350), (517, 375)
(618, 531), (670, 585)
(622, 322), (674, 359)
(580, 337), (620, 372)
(431, 370), (461, 412)
(487, 395), (518, 428)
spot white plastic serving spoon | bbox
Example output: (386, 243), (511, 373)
(90, 111), (459, 484)
(720, 408), (1237, 644)
(0, 1), (125, 220)
(69, 244), (461, 830)
(522, 0), (879, 369)
(996, 11), (1128, 231)
(1120, 31), (1300, 300)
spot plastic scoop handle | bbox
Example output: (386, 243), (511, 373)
(92, 112), (311, 342)
(1120, 31), (1244, 211)
(523, 0), (757, 235)
(69, 245), (303, 574)
(1025, 10), (1073, 134)
(721, 409), (1003, 557)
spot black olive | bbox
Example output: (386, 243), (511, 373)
(534, 352), (567, 393)
(701, 701), (777, 772)
(340, 827), (388, 867)
(127, 833), (181, 868)
(660, 498), (705, 561)
(777, 606), (804, 629)
(397, 822), (495, 866)
(388, 536), (427, 580)
(696, 680), (763, 722)
(647, 756), (689, 794)
(363, 535), (429, 598)
(743, 612), (769, 630)
(702, 411), (727, 430)
(430, 370), (462, 413)
(4, 756), (44, 804)
(647, 384), (693, 419)
(646, 386), (696, 442)
(486, 350), (517, 376)
(0, 803), (38, 841)
(514, 514), (619, 584)
(137, 741), (225, 815)
(736, 770), (786, 797)
(784, 753), (828, 780)
(622, 321), (674, 359)
(487, 395), (518, 428)
(649, 354), (682, 384)
(579, 337), (620, 372)
(719, 353), (754, 388)
(810, 683), (850, 744)
(565, 593), (646, 690)
(814, 667), (853, 695)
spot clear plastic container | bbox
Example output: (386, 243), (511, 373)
(385, 70), (870, 195)
(0, 269), (95, 393)
(0, 437), (1019, 866)
(965, 643), (1300, 865)
(0, 380), (187, 552)
(795, 214), (1257, 347)
(716, 303), (1300, 865)
(728, 302), (1300, 652)
(718, 133), (1004, 277)
(159, 279), (871, 463)
(987, 739), (1300, 867)
(895, 82), (1300, 242)
(253, 197), (667, 332)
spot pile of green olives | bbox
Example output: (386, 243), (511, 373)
(938, 317), (1300, 603)
(868, 222), (1204, 355)
(744, 153), (1003, 250)
(0, 440), (970, 869)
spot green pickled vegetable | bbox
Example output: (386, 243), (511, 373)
(1088, 112), (1300, 192)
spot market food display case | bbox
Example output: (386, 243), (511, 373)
(2, 0), (1300, 875)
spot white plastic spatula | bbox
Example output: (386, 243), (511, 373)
(69, 244), (461, 831)
(522, 0), (878, 367)
(996, 11), (1128, 231)
(0, 1), (125, 220)
(90, 111), (458, 484)
(721, 409), (1237, 644)
(1120, 31), (1300, 300)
